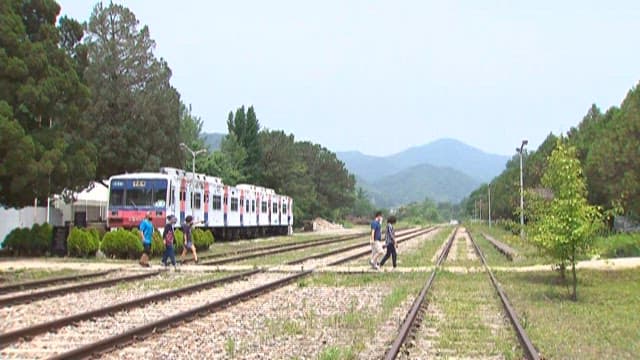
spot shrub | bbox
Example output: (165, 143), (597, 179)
(101, 229), (143, 259)
(174, 229), (184, 254)
(192, 228), (214, 251)
(3, 228), (30, 256)
(150, 230), (164, 257)
(67, 228), (99, 258)
(597, 233), (640, 258)
(88, 228), (102, 244)
(2, 224), (51, 256)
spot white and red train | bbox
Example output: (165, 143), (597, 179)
(107, 167), (293, 240)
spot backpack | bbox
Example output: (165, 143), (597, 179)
(164, 229), (174, 246)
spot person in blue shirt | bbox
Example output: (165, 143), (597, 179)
(139, 211), (154, 267)
(369, 211), (384, 270)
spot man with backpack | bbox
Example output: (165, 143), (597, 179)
(162, 215), (178, 270)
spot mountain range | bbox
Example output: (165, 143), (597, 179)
(202, 133), (509, 208)
(336, 139), (509, 207)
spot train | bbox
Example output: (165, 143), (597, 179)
(106, 167), (293, 240)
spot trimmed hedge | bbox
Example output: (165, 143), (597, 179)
(101, 229), (143, 259)
(150, 230), (164, 257)
(67, 228), (99, 258)
(174, 229), (185, 253)
(192, 228), (214, 251)
(2, 223), (52, 256)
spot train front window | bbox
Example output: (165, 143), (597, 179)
(109, 189), (125, 207)
(109, 179), (167, 208)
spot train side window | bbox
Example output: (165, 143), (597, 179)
(212, 195), (222, 210)
(252, 200), (256, 213)
(261, 201), (267, 213)
(192, 193), (202, 209)
(169, 187), (175, 206)
(272, 202), (278, 213)
(282, 204), (287, 214)
(224, 196), (228, 205)
(245, 199), (249, 213)
(180, 191), (186, 201)
(230, 198), (239, 212)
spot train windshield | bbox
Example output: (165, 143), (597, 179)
(109, 179), (168, 209)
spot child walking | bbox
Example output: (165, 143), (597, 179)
(180, 215), (198, 264)
(162, 215), (177, 269)
(380, 216), (398, 269)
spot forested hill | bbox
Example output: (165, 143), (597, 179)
(360, 163), (480, 208)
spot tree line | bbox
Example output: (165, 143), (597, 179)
(0, 1), (362, 226)
(462, 81), (640, 226)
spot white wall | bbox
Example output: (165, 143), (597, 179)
(0, 207), (62, 247)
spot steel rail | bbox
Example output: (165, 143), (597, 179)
(0, 271), (161, 307)
(0, 269), (261, 347)
(383, 226), (458, 360)
(468, 230), (540, 360)
(47, 270), (312, 360)
(0, 270), (113, 295)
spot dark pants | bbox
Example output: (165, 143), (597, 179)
(143, 243), (151, 255)
(380, 243), (397, 267)
(162, 245), (176, 266)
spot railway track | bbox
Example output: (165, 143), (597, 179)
(0, 271), (160, 307)
(384, 227), (540, 359)
(183, 231), (369, 264)
(0, 270), (113, 295)
(199, 228), (418, 266)
(0, 226), (436, 359)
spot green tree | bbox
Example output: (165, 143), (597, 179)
(85, 3), (182, 180)
(585, 84), (640, 219)
(226, 105), (261, 182)
(201, 133), (247, 185)
(258, 130), (316, 225)
(528, 140), (602, 301)
(0, 0), (95, 207)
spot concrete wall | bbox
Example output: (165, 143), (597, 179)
(0, 207), (62, 247)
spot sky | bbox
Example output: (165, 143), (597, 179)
(58, 1), (640, 157)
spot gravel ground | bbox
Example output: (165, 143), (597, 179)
(104, 283), (393, 360)
(1, 272), (287, 359)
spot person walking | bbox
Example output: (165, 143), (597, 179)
(138, 211), (154, 267)
(162, 215), (178, 270)
(180, 215), (198, 264)
(369, 211), (384, 270)
(380, 216), (398, 269)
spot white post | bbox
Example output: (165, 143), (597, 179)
(46, 196), (50, 224)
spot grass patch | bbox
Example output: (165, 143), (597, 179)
(0, 268), (85, 284)
(427, 271), (520, 359)
(400, 226), (452, 267)
(317, 345), (357, 360)
(594, 232), (640, 258)
(496, 269), (640, 359)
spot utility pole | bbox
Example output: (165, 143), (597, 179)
(488, 184), (492, 228)
(516, 139), (528, 239)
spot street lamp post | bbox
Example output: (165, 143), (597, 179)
(516, 139), (528, 239)
(179, 143), (207, 176)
